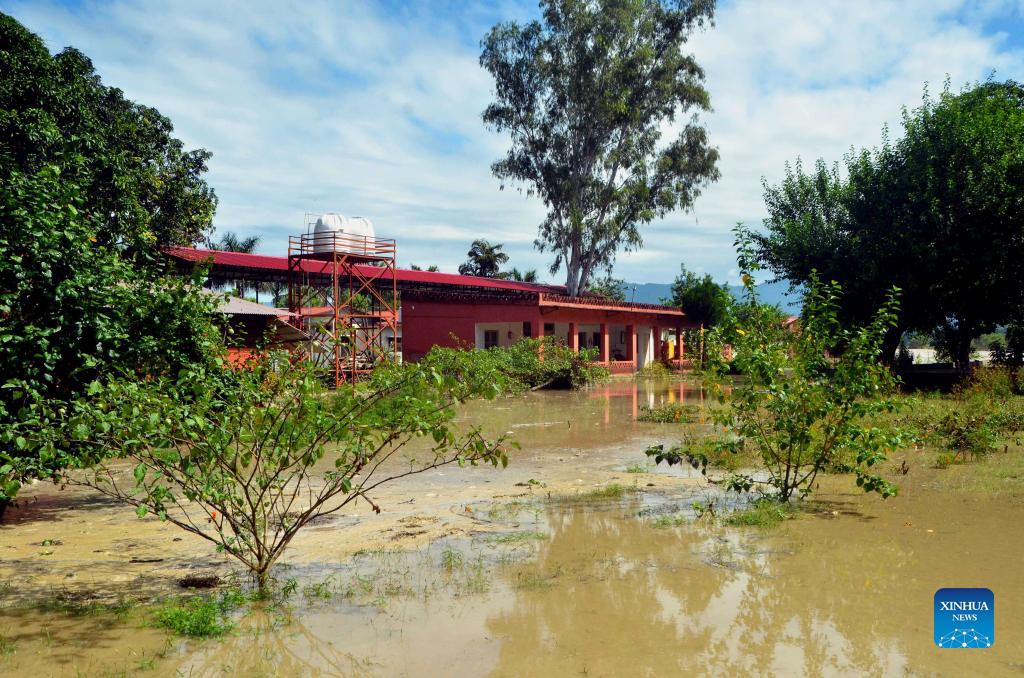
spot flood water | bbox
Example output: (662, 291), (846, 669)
(2, 378), (1023, 676)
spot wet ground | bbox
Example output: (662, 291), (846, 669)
(2, 377), (1023, 676)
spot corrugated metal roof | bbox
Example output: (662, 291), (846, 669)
(201, 289), (294, 317)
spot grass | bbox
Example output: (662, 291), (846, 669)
(649, 514), (688, 528)
(32, 596), (138, 620)
(512, 570), (559, 590)
(550, 483), (638, 504)
(151, 590), (245, 637)
(931, 441), (1024, 498)
(625, 462), (653, 474)
(723, 499), (794, 528)
(489, 530), (547, 544)
(485, 499), (543, 523)
(302, 575), (352, 601)
(0, 635), (14, 658)
(440, 546), (464, 572)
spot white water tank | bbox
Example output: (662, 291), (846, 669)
(312, 213), (376, 253)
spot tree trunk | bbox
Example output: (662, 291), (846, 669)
(255, 567), (271, 596)
(955, 331), (974, 375)
(564, 236), (583, 296)
(879, 326), (904, 368)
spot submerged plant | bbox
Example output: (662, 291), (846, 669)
(636, 403), (699, 423)
(60, 352), (511, 593)
(151, 592), (243, 637)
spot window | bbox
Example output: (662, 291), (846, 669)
(484, 330), (499, 349)
(522, 321), (532, 338)
(544, 322), (555, 336)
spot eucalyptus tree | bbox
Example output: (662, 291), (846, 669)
(480, 0), (720, 295)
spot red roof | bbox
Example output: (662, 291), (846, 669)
(164, 247), (565, 295)
(164, 247), (685, 318)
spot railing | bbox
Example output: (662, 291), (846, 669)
(608, 360), (637, 373)
(538, 292), (684, 314)
(289, 232), (397, 259)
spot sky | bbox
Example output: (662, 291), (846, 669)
(6, 0), (1024, 285)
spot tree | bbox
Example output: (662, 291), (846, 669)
(0, 14), (218, 252)
(458, 239), (509, 277)
(61, 352), (511, 592)
(506, 267), (539, 282)
(585, 271), (626, 301)
(757, 80), (1024, 369)
(480, 0), (720, 296)
(647, 226), (902, 502)
(209, 231), (262, 299)
(409, 264), (439, 272)
(0, 167), (224, 505)
(0, 16), (222, 507)
(665, 264), (731, 327)
(211, 231), (261, 254)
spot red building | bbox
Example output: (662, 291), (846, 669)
(166, 247), (693, 373)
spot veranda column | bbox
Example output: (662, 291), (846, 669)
(537, 312), (546, 361)
(652, 325), (661, 363)
(568, 321), (579, 353)
(600, 323), (610, 363)
(626, 324), (636, 366)
(676, 326), (685, 370)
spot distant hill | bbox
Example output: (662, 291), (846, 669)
(624, 279), (801, 314)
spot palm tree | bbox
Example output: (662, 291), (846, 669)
(211, 232), (261, 253)
(209, 231), (262, 299)
(507, 268), (538, 282)
(458, 239), (508, 277)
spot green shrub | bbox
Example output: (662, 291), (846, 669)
(637, 403), (699, 423)
(151, 593), (241, 637)
(723, 499), (793, 528)
(956, 367), (1020, 400)
(636, 362), (673, 378)
(939, 406), (997, 459)
(423, 337), (608, 391)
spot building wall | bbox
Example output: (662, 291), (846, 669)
(401, 299), (539, 361)
(402, 298), (687, 365)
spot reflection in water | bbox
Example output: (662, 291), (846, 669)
(6, 379), (1024, 677)
(588, 379), (710, 421)
(487, 492), (1024, 677)
(171, 487), (1024, 677)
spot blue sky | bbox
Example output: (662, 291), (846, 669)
(6, 0), (1024, 284)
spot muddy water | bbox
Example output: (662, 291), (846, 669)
(2, 378), (1024, 676)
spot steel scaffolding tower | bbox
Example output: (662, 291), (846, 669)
(287, 227), (398, 387)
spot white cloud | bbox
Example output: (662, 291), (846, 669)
(7, 0), (1024, 283)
